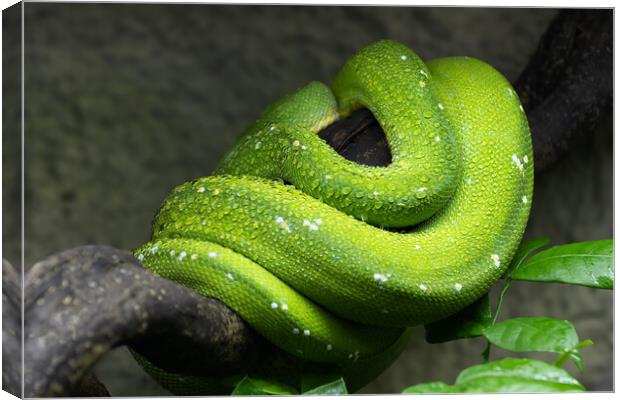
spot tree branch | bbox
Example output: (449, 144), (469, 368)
(17, 246), (297, 397)
(2, 260), (22, 397)
(514, 9), (612, 171)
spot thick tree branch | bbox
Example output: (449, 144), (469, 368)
(3, 260), (22, 397)
(17, 247), (297, 397)
(514, 9), (612, 171)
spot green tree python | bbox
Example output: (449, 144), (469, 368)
(133, 40), (533, 394)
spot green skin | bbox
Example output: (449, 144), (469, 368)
(134, 40), (533, 394)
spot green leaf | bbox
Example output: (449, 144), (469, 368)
(302, 378), (347, 395)
(493, 238), (550, 324)
(403, 358), (584, 393)
(455, 358), (584, 392)
(425, 294), (492, 343)
(483, 317), (579, 354)
(402, 381), (456, 393)
(568, 351), (584, 371)
(554, 340), (593, 371)
(511, 240), (613, 289)
(300, 363), (343, 393)
(231, 377), (298, 395)
(503, 237), (550, 278)
(576, 339), (594, 349)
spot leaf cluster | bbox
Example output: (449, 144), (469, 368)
(405, 239), (612, 393)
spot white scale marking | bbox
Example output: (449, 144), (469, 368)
(303, 219), (319, 231)
(373, 272), (391, 283)
(491, 254), (501, 268)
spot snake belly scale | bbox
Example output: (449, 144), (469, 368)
(134, 40), (533, 393)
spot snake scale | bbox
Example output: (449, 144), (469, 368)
(133, 40), (533, 394)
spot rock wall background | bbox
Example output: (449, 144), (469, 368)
(3, 4), (612, 394)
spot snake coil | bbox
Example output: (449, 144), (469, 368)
(134, 40), (533, 394)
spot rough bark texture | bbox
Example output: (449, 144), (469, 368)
(2, 260), (22, 397)
(514, 9), (613, 171)
(3, 4), (612, 396)
(18, 246), (296, 397)
(318, 108), (392, 167)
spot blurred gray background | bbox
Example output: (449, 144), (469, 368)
(3, 4), (612, 394)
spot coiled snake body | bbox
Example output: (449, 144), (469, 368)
(134, 40), (533, 393)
